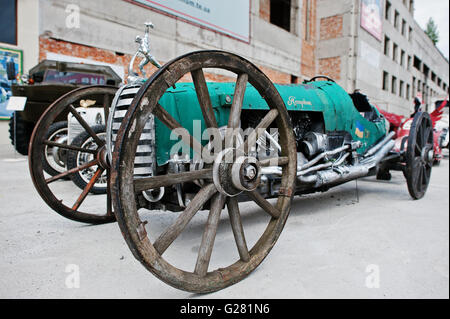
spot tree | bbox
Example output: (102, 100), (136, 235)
(424, 18), (439, 45)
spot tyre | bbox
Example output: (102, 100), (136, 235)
(66, 124), (108, 194)
(42, 121), (68, 176)
(405, 112), (433, 199)
(9, 112), (33, 155)
(112, 50), (297, 293)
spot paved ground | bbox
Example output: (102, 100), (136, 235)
(0, 120), (448, 299)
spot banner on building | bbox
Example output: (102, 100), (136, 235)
(132, 0), (250, 42)
(360, 0), (383, 41)
(0, 47), (23, 119)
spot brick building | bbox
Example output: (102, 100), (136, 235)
(317, 0), (449, 115)
(1, 0), (317, 85)
(1, 0), (448, 116)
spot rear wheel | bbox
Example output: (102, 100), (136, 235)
(28, 85), (117, 224)
(405, 112), (433, 199)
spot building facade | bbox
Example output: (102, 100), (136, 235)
(317, 0), (449, 115)
(1, 0), (318, 85)
(1, 0), (448, 116)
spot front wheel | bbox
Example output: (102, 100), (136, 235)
(112, 50), (297, 293)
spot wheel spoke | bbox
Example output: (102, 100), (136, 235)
(194, 193), (226, 276)
(228, 73), (248, 129)
(239, 109), (279, 155)
(416, 163), (423, 190)
(191, 69), (218, 129)
(227, 197), (250, 262)
(153, 103), (206, 157)
(415, 143), (422, 155)
(43, 140), (97, 154)
(225, 73), (248, 148)
(246, 190), (280, 219)
(103, 94), (111, 122)
(259, 156), (289, 167)
(153, 184), (217, 255)
(68, 104), (105, 147)
(134, 168), (212, 193)
(46, 159), (99, 184)
(72, 167), (104, 211)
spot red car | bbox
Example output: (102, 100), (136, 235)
(378, 99), (447, 164)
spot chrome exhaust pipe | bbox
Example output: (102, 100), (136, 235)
(297, 139), (395, 187)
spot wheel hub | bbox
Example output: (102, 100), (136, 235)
(213, 148), (261, 196)
(421, 145), (433, 164)
(97, 146), (110, 169)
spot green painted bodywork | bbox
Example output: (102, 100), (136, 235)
(155, 81), (387, 166)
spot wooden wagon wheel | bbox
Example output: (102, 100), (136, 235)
(405, 111), (434, 199)
(29, 85), (117, 224)
(111, 51), (297, 293)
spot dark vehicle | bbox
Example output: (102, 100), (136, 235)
(8, 60), (121, 155)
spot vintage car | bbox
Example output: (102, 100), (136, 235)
(377, 98), (448, 170)
(28, 24), (436, 293)
(8, 59), (121, 156)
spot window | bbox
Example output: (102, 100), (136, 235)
(393, 43), (398, 62)
(408, 26), (413, 41)
(437, 78), (442, 87)
(0, 0), (17, 45)
(399, 80), (404, 97)
(384, 36), (390, 56)
(290, 75), (298, 84)
(407, 55), (412, 70)
(383, 71), (389, 91)
(401, 19), (406, 36)
(406, 84), (411, 100)
(385, 1), (392, 21)
(413, 55), (421, 70)
(394, 10), (399, 29)
(431, 72), (436, 82)
(400, 50), (405, 66)
(270, 0), (291, 32)
(391, 76), (397, 94)
(422, 64), (429, 77)
(409, 0), (414, 13)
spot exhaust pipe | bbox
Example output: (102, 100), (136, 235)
(297, 139), (395, 187)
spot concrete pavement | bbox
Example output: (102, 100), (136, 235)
(0, 120), (448, 298)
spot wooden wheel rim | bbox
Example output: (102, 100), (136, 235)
(112, 51), (297, 293)
(405, 111), (433, 199)
(28, 85), (117, 224)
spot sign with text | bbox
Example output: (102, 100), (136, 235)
(132, 0), (250, 42)
(360, 0), (383, 41)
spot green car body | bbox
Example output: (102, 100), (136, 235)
(155, 81), (387, 166)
